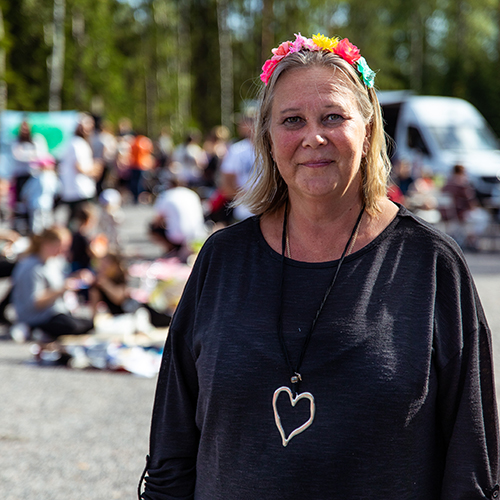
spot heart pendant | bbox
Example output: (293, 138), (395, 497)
(272, 386), (316, 447)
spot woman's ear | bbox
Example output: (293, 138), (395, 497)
(269, 136), (275, 161)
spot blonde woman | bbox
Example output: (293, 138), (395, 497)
(141, 34), (499, 499)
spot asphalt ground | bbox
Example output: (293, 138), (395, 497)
(2, 204), (500, 499)
(0, 203), (161, 500)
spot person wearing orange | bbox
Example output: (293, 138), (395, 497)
(129, 132), (154, 203)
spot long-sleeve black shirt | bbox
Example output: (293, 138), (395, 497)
(142, 205), (499, 499)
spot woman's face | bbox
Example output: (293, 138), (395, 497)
(268, 66), (370, 205)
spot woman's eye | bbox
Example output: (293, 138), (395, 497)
(325, 114), (342, 122)
(284, 116), (301, 124)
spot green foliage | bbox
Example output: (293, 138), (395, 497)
(3, 0), (500, 138)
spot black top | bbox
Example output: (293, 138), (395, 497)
(70, 230), (91, 270)
(142, 205), (499, 500)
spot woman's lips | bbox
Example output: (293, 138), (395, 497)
(300, 159), (332, 168)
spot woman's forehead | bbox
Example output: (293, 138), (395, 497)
(272, 67), (357, 110)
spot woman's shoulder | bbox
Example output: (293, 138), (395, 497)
(202, 217), (258, 252)
(393, 204), (468, 266)
(190, 217), (260, 275)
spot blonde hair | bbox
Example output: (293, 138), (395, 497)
(237, 50), (391, 216)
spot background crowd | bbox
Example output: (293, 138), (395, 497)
(1, 105), (498, 356)
(0, 109), (257, 356)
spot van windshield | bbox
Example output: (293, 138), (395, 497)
(428, 124), (499, 151)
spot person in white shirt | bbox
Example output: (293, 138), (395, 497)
(58, 117), (98, 226)
(219, 114), (256, 221)
(10, 121), (43, 234)
(171, 132), (208, 187)
(21, 155), (61, 235)
(150, 178), (207, 262)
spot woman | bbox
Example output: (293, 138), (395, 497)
(11, 226), (94, 340)
(140, 34), (499, 499)
(58, 116), (98, 227)
(10, 121), (40, 234)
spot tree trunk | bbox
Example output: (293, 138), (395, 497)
(410, 9), (423, 93)
(217, 0), (233, 134)
(0, 5), (6, 162)
(72, 7), (85, 110)
(176, 0), (191, 135)
(0, 6), (6, 115)
(49, 0), (66, 112)
(261, 0), (274, 65)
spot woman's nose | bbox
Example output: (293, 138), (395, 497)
(302, 127), (328, 148)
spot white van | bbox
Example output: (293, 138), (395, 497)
(378, 91), (500, 202)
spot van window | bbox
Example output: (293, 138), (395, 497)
(427, 124), (498, 151)
(380, 103), (401, 159)
(407, 126), (430, 156)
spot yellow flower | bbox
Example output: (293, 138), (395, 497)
(312, 33), (339, 51)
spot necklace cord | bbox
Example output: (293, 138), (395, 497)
(278, 201), (365, 395)
(278, 199), (295, 384)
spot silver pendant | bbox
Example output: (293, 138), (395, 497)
(272, 386), (316, 447)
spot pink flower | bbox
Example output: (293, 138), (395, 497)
(290, 33), (315, 53)
(334, 38), (361, 64)
(272, 41), (292, 59)
(260, 58), (279, 84)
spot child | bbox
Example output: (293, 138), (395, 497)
(20, 154), (60, 235)
(89, 252), (127, 315)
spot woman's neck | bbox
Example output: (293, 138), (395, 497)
(260, 196), (399, 263)
(285, 195), (364, 262)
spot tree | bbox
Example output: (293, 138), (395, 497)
(49, 0), (66, 111)
(3, 0), (500, 139)
(0, 3), (7, 116)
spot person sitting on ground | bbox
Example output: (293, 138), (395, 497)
(11, 226), (94, 341)
(89, 251), (172, 328)
(149, 176), (207, 262)
(0, 228), (27, 325)
(89, 252), (128, 316)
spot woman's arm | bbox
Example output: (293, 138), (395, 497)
(437, 319), (499, 498)
(434, 256), (500, 498)
(141, 326), (200, 500)
(140, 239), (215, 499)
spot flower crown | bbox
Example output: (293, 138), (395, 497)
(260, 33), (376, 89)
